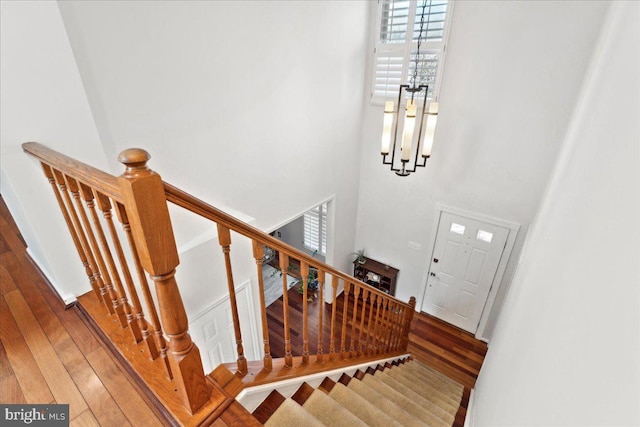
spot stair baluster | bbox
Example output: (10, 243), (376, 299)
(381, 298), (390, 353)
(300, 261), (310, 365)
(115, 202), (162, 361)
(358, 288), (368, 356)
(316, 270), (325, 363)
(329, 275), (338, 361)
(365, 292), (376, 355)
(41, 164), (100, 302)
(349, 283), (359, 357)
(217, 224), (248, 375)
(340, 281), (350, 358)
(388, 301), (399, 351)
(279, 253), (293, 367)
(252, 241), (273, 371)
(78, 182), (128, 328)
(372, 294), (382, 354)
(95, 192), (143, 343)
(64, 174), (115, 315)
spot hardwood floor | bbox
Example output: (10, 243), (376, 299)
(407, 311), (487, 389)
(0, 196), (168, 426)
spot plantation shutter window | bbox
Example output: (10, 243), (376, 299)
(303, 203), (327, 256)
(372, 0), (452, 103)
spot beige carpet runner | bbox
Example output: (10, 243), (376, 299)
(261, 359), (464, 427)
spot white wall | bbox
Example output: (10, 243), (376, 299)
(355, 1), (608, 339)
(0, 1), (109, 299)
(57, 0), (369, 277)
(472, 2), (639, 424)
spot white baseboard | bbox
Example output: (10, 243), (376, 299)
(25, 247), (77, 306)
(464, 388), (476, 427)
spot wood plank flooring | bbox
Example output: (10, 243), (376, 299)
(0, 196), (167, 426)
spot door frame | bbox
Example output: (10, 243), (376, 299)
(419, 203), (520, 342)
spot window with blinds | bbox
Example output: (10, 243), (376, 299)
(303, 202), (327, 256)
(372, 0), (452, 103)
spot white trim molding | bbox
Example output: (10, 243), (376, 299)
(464, 388), (476, 427)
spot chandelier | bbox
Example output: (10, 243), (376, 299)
(380, 1), (440, 177)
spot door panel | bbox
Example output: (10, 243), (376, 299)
(441, 241), (459, 274)
(465, 248), (487, 284)
(422, 211), (509, 333)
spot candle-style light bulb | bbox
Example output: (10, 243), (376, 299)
(401, 100), (417, 162)
(381, 101), (394, 155)
(422, 101), (439, 158)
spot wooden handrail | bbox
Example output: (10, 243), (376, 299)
(23, 142), (123, 202)
(163, 182), (413, 310)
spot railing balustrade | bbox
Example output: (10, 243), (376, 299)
(22, 141), (416, 420)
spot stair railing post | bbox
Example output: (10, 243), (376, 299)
(402, 296), (417, 351)
(117, 148), (210, 414)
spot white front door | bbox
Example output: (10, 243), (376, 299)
(421, 211), (509, 333)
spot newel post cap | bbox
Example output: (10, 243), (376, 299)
(118, 148), (151, 176)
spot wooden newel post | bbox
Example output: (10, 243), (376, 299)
(402, 296), (417, 351)
(117, 148), (210, 414)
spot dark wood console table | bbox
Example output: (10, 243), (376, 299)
(353, 256), (399, 296)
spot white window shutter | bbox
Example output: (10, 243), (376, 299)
(373, 46), (406, 99)
(372, 0), (452, 104)
(303, 203), (327, 256)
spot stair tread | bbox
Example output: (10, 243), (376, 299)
(264, 398), (324, 427)
(397, 362), (465, 395)
(410, 359), (463, 386)
(346, 375), (438, 427)
(374, 370), (457, 422)
(328, 382), (403, 427)
(382, 368), (461, 408)
(361, 374), (452, 427)
(303, 389), (368, 427)
(390, 364), (463, 401)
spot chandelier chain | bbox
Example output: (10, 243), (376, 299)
(411, 1), (428, 91)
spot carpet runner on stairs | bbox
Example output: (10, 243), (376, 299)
(256, 359), (464, 426)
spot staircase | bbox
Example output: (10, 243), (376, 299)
(21, 142), (472, 426)
(253, 358), (463, 427)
